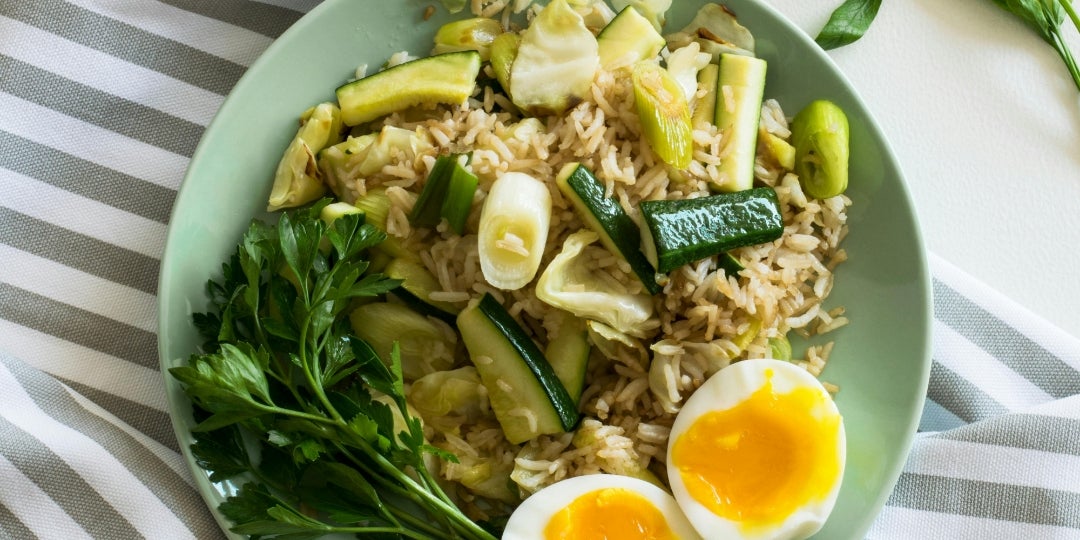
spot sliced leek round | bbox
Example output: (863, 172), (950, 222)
(432, 18), (503, 61)
(477, 172), (551, 291)
(631, 61), (693, 169)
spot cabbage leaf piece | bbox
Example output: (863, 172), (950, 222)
(318, 125), (433, 203)
(665, 3), (756, 61)
(267, 103), (343, 211)
(509, 0), (599, 115)
(409, 367), (490, 433)
(536, 231), (656, 338)
(666, 41), (713, 102)
(568, 0), (617, 29)
(611, 0), (672, 31)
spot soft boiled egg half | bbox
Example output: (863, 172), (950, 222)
(667, 358), (846, 540)
(502, 474), (702, 540)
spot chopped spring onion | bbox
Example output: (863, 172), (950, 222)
(632, 61), (694, 169)
(410, 155), (457, 227)
(441, 162), (479, 235)
(409, 155), (478, 235)
(768, 334), (793, 361)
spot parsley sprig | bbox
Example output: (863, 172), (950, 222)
(171, 200), (496, 540)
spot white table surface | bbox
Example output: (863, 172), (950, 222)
(767, 0), (1080, 339)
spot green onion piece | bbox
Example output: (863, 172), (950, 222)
(433, 18), (504, 61)
(631, 61), (694, 169)
(410, 155), (457, 227)
(351, 189), (391, 230)
(489, 32), (520, 93)
(441, 162), (479, 235)
(717, 252), (744, 275)
(768, 334), (793, 361)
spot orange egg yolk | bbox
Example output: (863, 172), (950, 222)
(670, 370), (842, 530)
(543, 488), (677, 540)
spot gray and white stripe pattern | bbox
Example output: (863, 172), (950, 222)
(1, 1), (1078, 538)
(868, 255), (1080, 539)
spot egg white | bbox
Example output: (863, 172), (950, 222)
(666, 358), (847, 540)
(502, 473), (702, 540)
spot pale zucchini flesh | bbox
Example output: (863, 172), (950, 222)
(596, 6), (665, 69)
(336, 51), (481, 126)
(458, 294), (578, 444)
(713, 53), (767, 192)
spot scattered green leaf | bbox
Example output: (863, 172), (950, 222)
(814, 0), (882, 50)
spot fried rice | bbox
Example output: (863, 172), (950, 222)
(323, 58), (851, 519)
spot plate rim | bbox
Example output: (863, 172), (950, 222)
(156, 0), (934, 538)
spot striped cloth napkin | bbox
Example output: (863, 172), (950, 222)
(1, 1), (1078, 538)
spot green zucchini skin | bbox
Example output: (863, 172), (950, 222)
(713, 53), (767, 192)
(556, 163), (663, 295)
(459, 294), (579, 439)
(639, 187), (783, 274)
(335, 51), (481, 126)
(543, 312), (590, 406)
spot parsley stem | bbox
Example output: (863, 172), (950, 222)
(346, 439), (495, 540)
(268, 405), (338, 426)
(1050, 24), (1080, 91)
(334, 444), (464, 539)
(332, 526), (430, 539)
(1060, 0), (1080, 32)
(390, 506), (451, 538)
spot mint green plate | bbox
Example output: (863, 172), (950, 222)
(158, 1), (932, 538)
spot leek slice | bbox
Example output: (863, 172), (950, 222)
(432, 18), (503, 60)
(477, 172), (552, 291)
(489, 32), (520, 93)
(632, 61), (693, 169)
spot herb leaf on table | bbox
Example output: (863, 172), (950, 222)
(169, 200), (496, 540)
(815, 0), (883, 50)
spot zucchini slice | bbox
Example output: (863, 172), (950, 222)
(458, 294), (578, 444)
(596, 6), (665, 69)
(639, 187), (783, 273)
(692, 63), (719, 127)
(336, 51), (481, 126)
(555, 163), (662, 294)
(385, 258), (460, 324)
(713, 53), (767, 192)
(543, 311), (591, 406)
